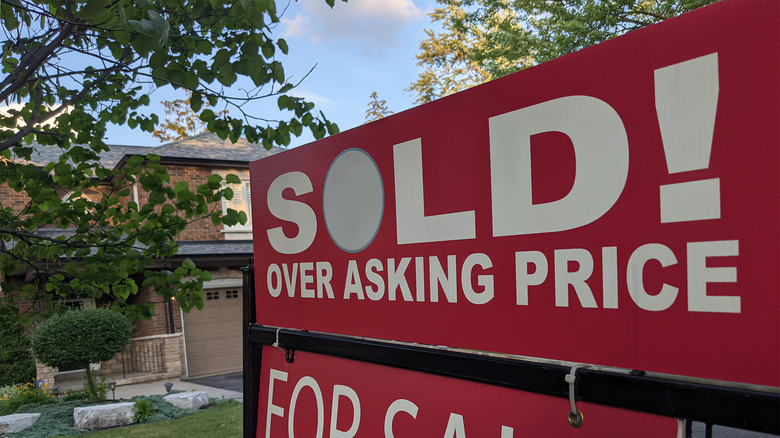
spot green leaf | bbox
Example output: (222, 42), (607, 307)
(262, 42), (275, 58)
(128, 11), (169, 50)
(277, 38), (289, 54)
(214, 49), (231, 68)
(149, 51), (168, 68)
(79, 0), (110, 20)
(148, 191), (166, 204)
(277, 95), (289, 111)
(175, 180), (189, 193)
(147, 10), (170, 48)
(182, 258), (196, 270)
(200, 109), (215, 121)
(270, 62), (284, 83)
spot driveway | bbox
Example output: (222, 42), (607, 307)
(186, 371), (243, 393)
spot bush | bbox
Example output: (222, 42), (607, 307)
(61, 387), (91, 402)
(0, 313), (37, 387)
(0, 382), (55, 415)
(30, 308), (133, 402)
(0, 384), (20, 400)
(61, 374), (111, 403)
(133, 397), (158, 423)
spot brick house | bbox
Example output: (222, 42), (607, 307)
(2, 133), (280, 384)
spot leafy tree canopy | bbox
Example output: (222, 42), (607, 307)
(409, 0), (717, 103)
(0, 0), (344, 322)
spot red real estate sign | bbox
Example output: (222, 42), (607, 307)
(258, 347), (678, 437)
(250, 0), (780, 387)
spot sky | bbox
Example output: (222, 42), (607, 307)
(104, 0), (441, 148)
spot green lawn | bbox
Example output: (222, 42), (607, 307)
(63, 401), (242, 437)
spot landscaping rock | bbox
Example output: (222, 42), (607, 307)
(73, 402), (135, 430)
(0, 413), (41, 434)
(163, 391), (209, 409)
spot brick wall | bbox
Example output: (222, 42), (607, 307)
(132, 287), (183, 338)
(0, 184), (30, 215)
(1, 162), (234, 243)
(0, 181), (106, 217)
(167, 165), (225, 242)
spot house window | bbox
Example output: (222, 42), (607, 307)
(54, 297), (96, 310)
(214, 169), (251, 239)
(206, 291), (220, 301)
(226, 290), (239, 299)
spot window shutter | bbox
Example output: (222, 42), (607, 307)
(244, 181), (252, 222)
(217, 170), (251, 232)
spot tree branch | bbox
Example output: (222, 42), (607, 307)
(0, 21), (77, 103)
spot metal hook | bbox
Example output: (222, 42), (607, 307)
(565, 364), (589, 428)
(273, 327), (282, 348)
(272, 328), (295, 363)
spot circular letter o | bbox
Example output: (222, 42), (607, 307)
(323, 148), (384, 253)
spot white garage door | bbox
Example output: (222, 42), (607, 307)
(183, 288), (243, 377)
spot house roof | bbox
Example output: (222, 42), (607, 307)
(152, 133), (284, 163)
(177, 240), (253, 257)
(15, 132), (285, 169)
(12, 230), (253, 258)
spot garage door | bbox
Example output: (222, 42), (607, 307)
(183, 288), (243, 377)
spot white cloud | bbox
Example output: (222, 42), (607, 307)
(282, 0), (424, 55)
(288, 89), (334, 108)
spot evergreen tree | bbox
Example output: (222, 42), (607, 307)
(0, 313), (36, 386)
(410, 0), (717, 103)
(152, 90), (227, 142)
(365, 91), (394, 122)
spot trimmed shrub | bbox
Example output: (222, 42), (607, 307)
(0, 313), (36, 387)
(31, 308), (133, 402)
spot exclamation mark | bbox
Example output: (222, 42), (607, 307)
(655, 53), (721, 223)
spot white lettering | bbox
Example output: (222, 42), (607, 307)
(490, 96), (629, 237)
(316, 262), (334, 299)
(554, 248), (597, 308)
(384, 399), (418, 438)
(602, 247), (618, 309)
(289, 376), (324, 438)
(344, 260), (365, 300)
(515, 251), (548, 305)
(394, 138), (476, 244)
(266, 171), (317, 254)
(430, 255), (457, 303)
(461, 253), (494, 305)
(330, 385), (361, 438)
(388, 258), (414, 302)
(300, 262), (314, 298)
(687, 240), (739, 313)
(443, 413), (466, 438)
(627, 243), (679, 311)
(265, 369), (288, 438)
(365, 258), (385, 300)
(267, 264), (282, 298)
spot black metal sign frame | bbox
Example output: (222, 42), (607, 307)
(242, 260), (779, 437)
